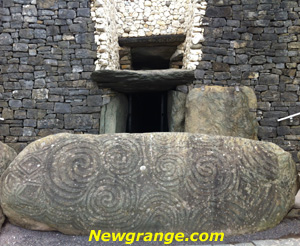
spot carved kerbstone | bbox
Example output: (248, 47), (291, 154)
(0, 133), (298, 236)
(0, 141), (17, 229)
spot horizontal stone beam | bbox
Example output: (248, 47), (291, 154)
(119, 34), (186, 47)
(91, 69), (194, 93)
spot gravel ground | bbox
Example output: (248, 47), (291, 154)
(0, 218), (300, 246)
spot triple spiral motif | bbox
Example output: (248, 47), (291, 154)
(0, 133), (294, 234)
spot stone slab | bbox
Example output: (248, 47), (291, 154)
(91, 69), (194, 93)
(0, 133), (298, 236)
(167, 90), (186, 132)
(185, 86), (258, 139)
(100, 94), (128, 134)
(118, 34), (186, 47)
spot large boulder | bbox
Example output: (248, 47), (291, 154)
(185, 86), (258, 139)
(0, 133), (297, 236)
(0, 142), (17, 229)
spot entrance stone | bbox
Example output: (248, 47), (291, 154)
(185, 86), (258, 139)
(0, 142), (17, 229)
(0, 133), (297, 236)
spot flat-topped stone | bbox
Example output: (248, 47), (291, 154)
(91, 69), (194, 93)
(118, 34), (186, 47)
(0, 133), (298, 236)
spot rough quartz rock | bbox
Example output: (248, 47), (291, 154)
(0, 142), (17, 230)
(185, 86), (258, 139)
(0, 133), (298, 236)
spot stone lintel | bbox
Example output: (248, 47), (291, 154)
(91, 69), (194, 93)
(118, 34), (186, 47)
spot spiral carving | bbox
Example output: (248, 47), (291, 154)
(185, 146), (237, 198)
(0, 133), (296, 236)
(44, 138), (101, 209)
(100, 137), (143, 177)
(137, 190), (187, 232)
(151, 154), (186, 189)
(83, 176), (138, 230)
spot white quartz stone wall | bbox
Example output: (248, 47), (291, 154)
(115, 0), (191, 37)
(91, 0), (207, 70)
(183, 0), (207, 70)
(91, 0), (120, 70)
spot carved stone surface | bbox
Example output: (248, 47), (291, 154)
(167, 90), (186, 132)
(0, 142), (17, 230)
(185, 86), (258, 139)
(91, 69), (194, 93)
(0, 133), (298, 236)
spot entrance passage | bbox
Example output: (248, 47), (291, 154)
(131, 46), (177, 70)
(127, 92), (168, 133)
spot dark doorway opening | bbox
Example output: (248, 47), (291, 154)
(127, 92), (168, 133)
(131, 46), (177, 70)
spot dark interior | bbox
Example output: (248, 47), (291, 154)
(131, 46), (177, 70)
(126, 92), (168, 133)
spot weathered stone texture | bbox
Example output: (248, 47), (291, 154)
(92, 69), (194, 93)
(0, 0), (98, 151)
(167, 90), (186, 132)
(185, 87), (258, 139)
(100, 94), (128, 134)
(0, 142), (17, 230)
(0, 133), (298, 235)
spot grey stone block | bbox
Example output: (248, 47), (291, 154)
(0, 33), (13, 45)
(46, 26), (60, 36)
(9, 100), (22, 108)
(22, 5), (37, 16)
(87, 95), (103, 107)
(32, 89), (49, 100)
(34, 29), (47, 39)
(58, 9), (76, 19)
(206, 6), (232, 18)
(64, 114), (93, 129)
(54, 103), (71, 113)
(37, 119), (63, 129)
(24, 119), (37, 127)
(77, 8), (90, 17)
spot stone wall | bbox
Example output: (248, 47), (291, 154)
(91, 0), (119, 70)
(182, 0), (207, 70)
(1, 0), (300, 169)
(115, 0), (190, 37)
(93, 0), (206, 70)
(193, 0), (300, 167)
(0, 0), (101, 152)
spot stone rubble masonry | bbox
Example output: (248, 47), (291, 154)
(0, 0), (100, 152)
(91, 0), (205, 70)
(1, 0), (300, 170)
(91, 0), (120, 70)
(192, 0), (300, 170)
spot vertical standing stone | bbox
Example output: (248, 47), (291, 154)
(185, 86), (258, 139)
(100, 94), (128, 134)
(167, 90), (186, 132)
